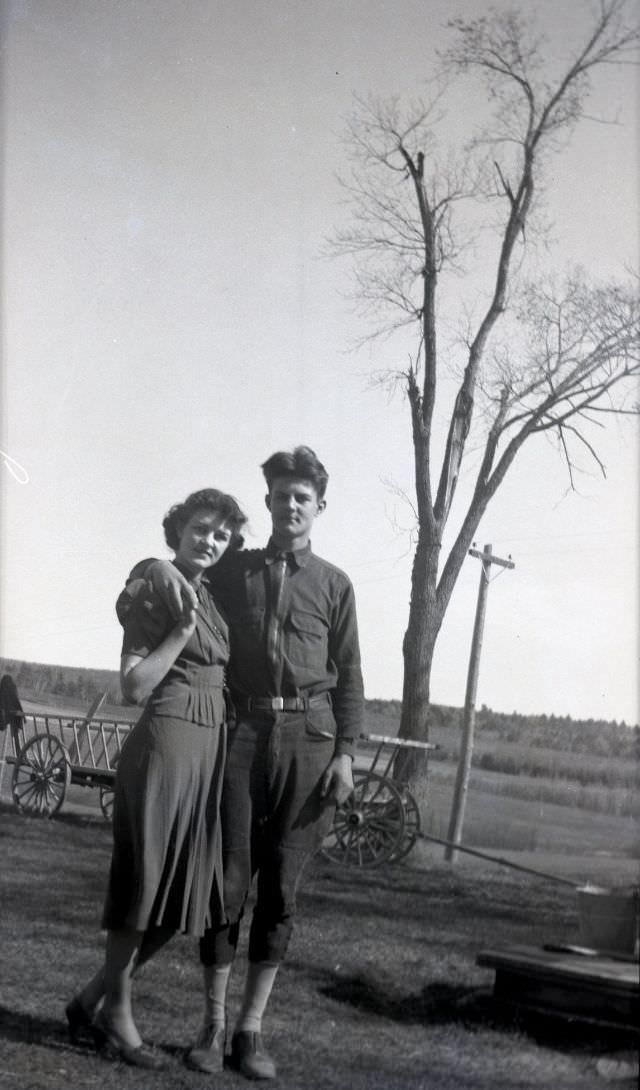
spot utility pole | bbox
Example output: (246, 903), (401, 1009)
(445, 544), (515, 863)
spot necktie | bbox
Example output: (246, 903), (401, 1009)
(266, 554), (287, 690)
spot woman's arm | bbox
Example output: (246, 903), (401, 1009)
(120, 608), (197, 705)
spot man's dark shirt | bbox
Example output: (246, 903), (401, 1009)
(116, 541), (364, 756)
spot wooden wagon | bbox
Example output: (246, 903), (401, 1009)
(320, 733), (437, 868)
(2, 700), (132, 820)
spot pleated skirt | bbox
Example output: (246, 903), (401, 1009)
(102, 712), (226, 937)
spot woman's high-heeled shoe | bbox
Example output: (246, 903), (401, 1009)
(65, 996), (94, 1045)
(91, 1009), (167, 1070)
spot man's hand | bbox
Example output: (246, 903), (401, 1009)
(149, 560), (198, 621)
(320, 754), (354, 806)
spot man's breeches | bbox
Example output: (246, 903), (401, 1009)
(199, 708), (338, 966)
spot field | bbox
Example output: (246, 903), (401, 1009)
(0, 700), (638, 1089)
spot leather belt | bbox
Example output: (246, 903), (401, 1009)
(236, 693), (330, 713)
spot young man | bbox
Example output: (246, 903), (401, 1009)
(118, 446), (363, 1080)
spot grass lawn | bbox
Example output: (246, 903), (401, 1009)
(0, 803), (637, 1090)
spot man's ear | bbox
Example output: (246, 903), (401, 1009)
(265, 493), (272, 511)
(317, 499), (326, 514)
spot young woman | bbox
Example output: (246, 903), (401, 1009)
(66, 488), (246, 1070)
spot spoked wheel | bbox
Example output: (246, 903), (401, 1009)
(321, 770), (406, 868)
(12, 734), (71, 817)
(389, 787), (421, 862)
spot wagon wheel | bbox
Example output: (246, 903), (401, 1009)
(321, 770), (406, 868)
(12, 734), (71, 817)
(388, 787), (421, 862)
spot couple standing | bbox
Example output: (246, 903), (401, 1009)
(66, 446), (364, 1079)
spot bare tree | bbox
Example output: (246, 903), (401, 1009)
(332, 1), (640, 788)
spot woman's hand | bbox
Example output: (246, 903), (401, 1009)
(149, 559), (198, 621)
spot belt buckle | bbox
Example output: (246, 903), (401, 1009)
(272, 697), (285, 711)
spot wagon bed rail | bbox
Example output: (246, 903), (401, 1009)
(1, 710), (134, 818)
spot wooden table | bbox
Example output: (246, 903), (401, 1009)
(477, 944), (639, 1030)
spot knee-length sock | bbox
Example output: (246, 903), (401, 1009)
(203, 964), (232, 1027)
(235, 962), (279, 1034)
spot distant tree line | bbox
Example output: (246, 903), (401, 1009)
(364, 698), (639, 761)
(473, 705), (639, 761)
(0, 658), (123, 708)
(2, 658), (637, 760)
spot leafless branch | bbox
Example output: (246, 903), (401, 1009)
(329, 2), (640, 746)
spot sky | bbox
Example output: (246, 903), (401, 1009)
(1, 0), (638, 725)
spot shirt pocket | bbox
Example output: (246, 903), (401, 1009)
(284, 610), (328, 668)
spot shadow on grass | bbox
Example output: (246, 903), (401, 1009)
(0, 1002), (87, 1054)
(318, 973), (639, 1055)
(0, 1003), (185, 1062)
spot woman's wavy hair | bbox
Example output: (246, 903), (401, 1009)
(162, 488), (247, 551)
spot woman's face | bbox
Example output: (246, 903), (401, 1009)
(174, 508), (233, 578)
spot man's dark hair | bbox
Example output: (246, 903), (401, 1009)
(261, 446), (329, 500)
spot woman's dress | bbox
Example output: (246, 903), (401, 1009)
(102, 580), (229, 937)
